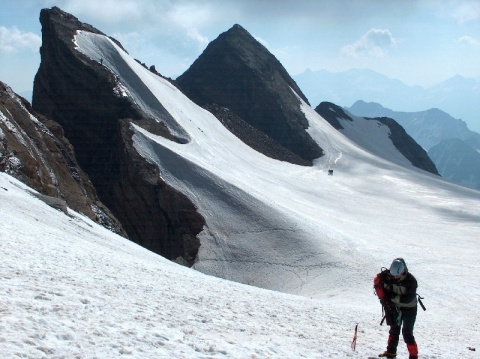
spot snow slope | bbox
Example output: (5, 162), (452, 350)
(74, 30), (480, 296)
(1, 173), (479, 358)
(1, 29), (479, 357)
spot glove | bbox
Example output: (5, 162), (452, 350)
(390, 295), (400, 305)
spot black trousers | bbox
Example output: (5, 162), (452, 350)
(387, 306), (417, 352)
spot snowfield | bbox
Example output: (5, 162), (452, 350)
(1, 174), (479, 358)
(1, 29), (480, 358)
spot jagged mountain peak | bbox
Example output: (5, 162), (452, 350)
(39, 6), (127, 53)
(217, 24), (275, 63)
(214, 23), (265, 50)
(40, 6), (102, 45)
(188, 23), (309, 105)
(177, 24), (322, 165)
(32, 7), (203, 265)
(224, 23), (252, 38)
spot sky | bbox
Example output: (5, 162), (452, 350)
(1, 0), (480, 97)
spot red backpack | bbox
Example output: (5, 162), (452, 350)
(373, 268), (395, 325)
(373, 268), (391, 302)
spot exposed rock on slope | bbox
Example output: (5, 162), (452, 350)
(314, 102), (350, 130)
(315, 102), (439, 175)
(373, 116), (439, 175)
(32, 7), (203, 265)
(204, 104), (312, 165)
(177, 24), (323, 166)
(0, 81), (124, 233)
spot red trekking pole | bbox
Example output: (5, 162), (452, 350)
(351, 324), (358, 351)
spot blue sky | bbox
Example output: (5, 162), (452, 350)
(1, 0), (480, 96)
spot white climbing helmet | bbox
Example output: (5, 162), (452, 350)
(390, 258), (406, 276)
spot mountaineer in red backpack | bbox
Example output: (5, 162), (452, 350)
(374, 258), (419, 359)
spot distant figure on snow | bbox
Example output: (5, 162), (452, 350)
(374, 258), (419, 359)
(328, 169), (333, 176)
(100, 58), (103, 65)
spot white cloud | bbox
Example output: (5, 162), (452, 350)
(185, 27), (209, 49)
(341, 28), (398, 58)
(0, 26), (41, 54)
(254, 35), (269, 48)
(451, 1), (480, 23)
(458, 35), (480, 47)
(167, 3), (213, 49)
(59, 0), (213, 59)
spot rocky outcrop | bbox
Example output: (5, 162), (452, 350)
(314, 102), (350, 130)
(373, 116), (439, 175)
(204, 104), (311, 165)
(32, 7), (203, 265)
(0, 81), (124, 232)
(177, 24), (323, 165)
(315, 102), (439, 175)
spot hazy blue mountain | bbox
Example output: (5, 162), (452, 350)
(294, 69), (480, 133)
(348, 100), (480, 190)
(348, 100), (480, 151)
(428, 138), (480, 190)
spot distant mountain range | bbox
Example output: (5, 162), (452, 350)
(348, 100), (480, 151)
(348, 100), (480, 190)
(293, 68), (480, 133)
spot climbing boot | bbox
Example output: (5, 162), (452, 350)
(378, 351), (396, 358)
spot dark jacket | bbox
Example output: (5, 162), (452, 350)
(384, 272), (418, 308)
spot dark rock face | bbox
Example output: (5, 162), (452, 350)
(0, 81), (124, 233)
(177, 24), (323, 165)
(204, 104), (310, 166)
(373, 116), (439, 175)
(32, 7), (203, 265)
(314, 102), (351, 130)
(315, 102), (439, 175)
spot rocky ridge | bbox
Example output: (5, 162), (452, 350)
(315, 102), (439, 175)
(32, 7), (203, 265)
(0, 81), (124, 233)
(177, 24), (323, 166)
